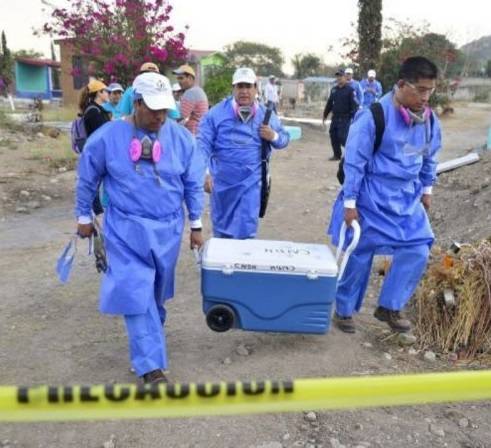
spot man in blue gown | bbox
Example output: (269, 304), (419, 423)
(76, 72), (205, 383)
(360, 69), (383, 108)
(198, 67), (290, 239)
(345, 68), (364, 108)
(327, 57), (442, 334)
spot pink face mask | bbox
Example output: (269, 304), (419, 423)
(129, 131), (164, 186)
(399, 105), (431, 126)
(129, 136), (162, 163)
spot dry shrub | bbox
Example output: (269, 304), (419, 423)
(413, 239), (491, 360)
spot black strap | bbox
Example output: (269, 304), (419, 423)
(370, 102), (385, 152)
(336, 104), (435, 185)
(262, 108), (273, 128)
(337, 102), (384, 185)
(259, 106), (274, 218)
(429, 111), (434, 140)
(83, 104), (100, 116)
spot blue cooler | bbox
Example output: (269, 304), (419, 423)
(284, 125), (302, 141)
(201, 238), (338, 334)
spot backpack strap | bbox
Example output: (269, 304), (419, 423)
(369, 102), (435, 150)
(336, 102), (385, 185)
(429, 110), (434, 140)
(84, 104), (100, 116)
(370, 102), (385, 153)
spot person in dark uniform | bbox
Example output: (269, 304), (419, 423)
(322, 69), (358, 161)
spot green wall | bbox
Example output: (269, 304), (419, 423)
(16, 63), (47, 92)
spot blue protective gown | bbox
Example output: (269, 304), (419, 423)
(327, 91), (442, 316)
(118, 87), (135, 117)
(102, 101), (123, 120)
(360, 79), (383, 108)
(75, 118), (204, 375)
(198, 97), (290, 239)
(348, 79), (364, 107)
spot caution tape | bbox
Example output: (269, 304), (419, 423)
(1, 370), (490, 422)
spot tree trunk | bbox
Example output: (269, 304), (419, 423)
(357, 0), (383, 76)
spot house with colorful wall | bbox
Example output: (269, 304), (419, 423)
(14, 57), (62, 100)
(55, 38), (225, 105)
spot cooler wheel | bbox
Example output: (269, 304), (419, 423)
(206, 304), (235, 332)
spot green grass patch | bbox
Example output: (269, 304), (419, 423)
(0, 137), (14, 147)
(28, 133), (77, 170)
(0, 109), (27, 132)
(41, 104), (79, 122)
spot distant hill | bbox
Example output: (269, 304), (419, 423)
(460, 35), (491, 61)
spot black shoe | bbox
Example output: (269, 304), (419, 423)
(142, 369), (168, 384)
(329, 156), (341, 161)
(374, 306), (411, 333)
(334, 313), (356, 333)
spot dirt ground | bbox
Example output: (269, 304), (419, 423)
(0, 103), (490, 448)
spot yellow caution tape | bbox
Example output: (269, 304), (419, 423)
(1, 370), (490, 422)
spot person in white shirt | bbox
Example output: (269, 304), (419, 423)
(264, 75), (279, 113)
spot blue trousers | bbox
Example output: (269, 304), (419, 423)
(124, 298), (167, 377)
(336, 244), (429, 317)
(213, 231), (253, 240)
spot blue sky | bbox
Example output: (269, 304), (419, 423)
(2, 0), (489, 74)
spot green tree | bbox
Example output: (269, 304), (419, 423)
(0, 30), (14, 84)
(378, 29), (463, 91)
(224, 41), (284, 77)
(291, 53), (322, 79)
(203, 65), (234, 106)
(487, 60), (491, 77)
(357, 0), (383, 74)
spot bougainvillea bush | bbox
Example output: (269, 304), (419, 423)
(41, 0), (188, 85)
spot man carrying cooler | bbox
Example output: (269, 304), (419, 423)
(198, 67), (289, 239)
(327, 57), (442, 334)
(76, 72), (205, 383)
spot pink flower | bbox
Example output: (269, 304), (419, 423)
(104, 61), (115, 74)
(41, 0), (189, 85)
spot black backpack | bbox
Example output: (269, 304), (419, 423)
(336, 102), (434, 184)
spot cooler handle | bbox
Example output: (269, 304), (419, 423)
(307, 271), (319, 280)
(192, 247), (202, 273)
(336, 220), (361, 281)
(222, 265), (234, 275)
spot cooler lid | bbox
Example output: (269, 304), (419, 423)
(202, 238), (338, 277)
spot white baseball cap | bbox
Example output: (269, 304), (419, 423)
(171, 82), (181, 92)
(106, 82), (124, 93)
(345, 68), (354, 74)
(232, 67), (257, 85)
(132, 72), (176, 110)
(367, 69), (376, 78)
